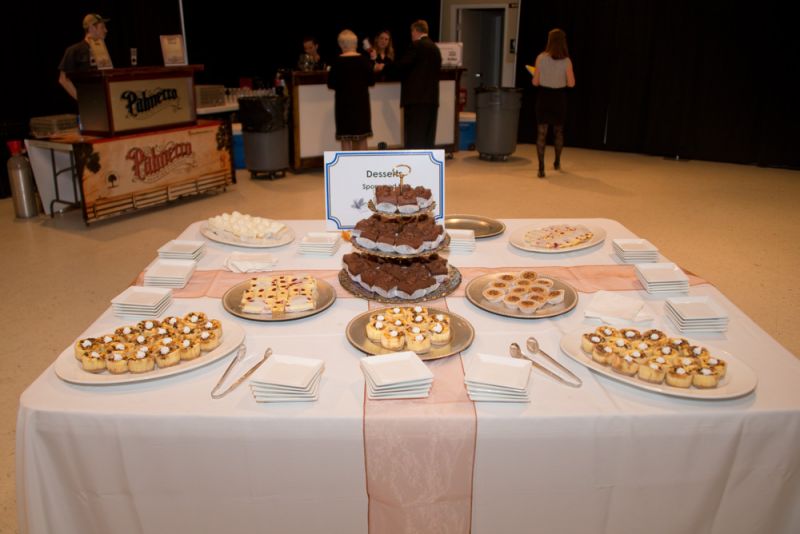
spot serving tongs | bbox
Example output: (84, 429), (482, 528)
(510, 337), (582, 388)
(211, 345), (272, 399)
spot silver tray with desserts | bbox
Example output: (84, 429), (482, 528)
(200, 222), (295, 249)
(367, 199), (437, 218)
(350, 233), (450, 259)
(222, 277), (336, 322)
(338, 264), (462, 304)
(559, 328), (757, 400)
(346, 306), (474, 361)
(444, 214), (506, 239)
(54, 319), (245, 385)
(465, 272), (578, 319)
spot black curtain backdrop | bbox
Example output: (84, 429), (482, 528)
(516, 0), (799, 168)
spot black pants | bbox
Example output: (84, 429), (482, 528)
(403, 104), (438, 149)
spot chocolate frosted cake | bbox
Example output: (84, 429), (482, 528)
(342, 183), (458, 301)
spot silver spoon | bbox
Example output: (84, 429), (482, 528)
(510, 341), (582, 388)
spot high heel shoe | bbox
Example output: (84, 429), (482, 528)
(537, 167), (545, 178)
(553, 159), (561, 170)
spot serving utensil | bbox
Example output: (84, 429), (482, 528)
(510, 338), (582, 388)
(211, 346), (272, 399)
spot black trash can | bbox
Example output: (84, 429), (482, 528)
(238, 95), (289, 179)
(475, 87), (523, 161)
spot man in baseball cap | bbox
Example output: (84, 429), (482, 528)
(58, 14), (111, 99)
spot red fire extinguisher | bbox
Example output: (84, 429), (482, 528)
(6, 140), (39, 218)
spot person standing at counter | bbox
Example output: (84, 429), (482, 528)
(367, 30), (395, 80)
(299, 36), (327, 71)
(532, 28), (575, 178)
(58, 13), (110, 100)
(395, 20), (442, 149)
(327, 30), (375, 151)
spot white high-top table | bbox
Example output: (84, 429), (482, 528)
(17, 219), (800, 534)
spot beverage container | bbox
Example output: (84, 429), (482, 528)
(130, 48), (138, 66)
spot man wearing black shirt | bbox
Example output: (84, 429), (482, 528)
(58, 13), (110, 99)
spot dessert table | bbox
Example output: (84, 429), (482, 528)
(17, 219), (800, 534)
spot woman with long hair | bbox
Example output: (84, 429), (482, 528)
(368, 30), (394, 80)
(532, 28), (575, 178)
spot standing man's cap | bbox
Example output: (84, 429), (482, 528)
(83, 14), (110, 30)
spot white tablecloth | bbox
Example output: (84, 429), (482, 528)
(17, 219), (800, 534)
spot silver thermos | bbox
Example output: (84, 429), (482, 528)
(6, 140), (39, 218)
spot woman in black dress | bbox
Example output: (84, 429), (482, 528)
(368, 30), (395, 81)
(327, 29), (375, 150)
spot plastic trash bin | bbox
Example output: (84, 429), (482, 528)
(238, 95), (289, 179)
(475, 87), (522, 161)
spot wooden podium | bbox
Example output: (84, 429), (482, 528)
(71, 66), (204, 136)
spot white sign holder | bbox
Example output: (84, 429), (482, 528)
(324, 150), (446, 229)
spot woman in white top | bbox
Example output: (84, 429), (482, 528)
(532, 28), (576, 178)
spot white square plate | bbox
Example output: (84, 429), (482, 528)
(144, 259), (196, 279)
(251, 354), (324, 389)
(613, 238), (658, 253)
(158, 239), (205, 255)
(302, 232), (341, 245)
(360, 352), (433, 387)
(635, 263), (689, 284)
(666, 296), (728, 320)
(464, 353), (531, 391)
(111, 286), (172, 307)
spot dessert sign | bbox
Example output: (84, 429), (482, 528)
(324, 150), (445, 229)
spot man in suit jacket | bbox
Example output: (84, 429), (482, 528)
(396, 20), (442, 149)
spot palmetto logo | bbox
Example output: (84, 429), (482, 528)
(126, 141), (195, 183)
(121, 87), (181, 119)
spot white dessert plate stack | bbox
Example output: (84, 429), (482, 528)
(110, 286), (172, 317)
(665, 296), (729, 333)
(634, 262), (689, 294)
(447, 229), (476, 254)
(143, 259), (197, 288)
(158, 239), (206, 260)
(464, 353), (531, 402)
(299, 232), (342, 256)
(250, 354), (324, 402)
(360, 352), (434, 399)
(612, 238), (658, 263)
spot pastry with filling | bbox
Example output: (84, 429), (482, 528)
(80, 348), (108, 373)
(526, 286), (549, 298)
(184, 312), (208, 326)
(198, 330), (221, 351)
(703, 355), (727, 378)
(638, 356), (669, 383)
(511, 278), (535, 290)
(642, 329), (666, 346)
(517, 299), (541, 314)
(496, 272), (517, 283)
(532, 278), (555, 288)
(689, 345), (710, 360)
(595, 325), (621, 340)
(129, 346), (156, 373)
(201, 319), (223, 338)
(74, 337), (101, 360)
(385, 307), (407, 322)
(502, 293), (522, 310)
(482, 287), (505, 303)
(154, 341), (181, 368)
(114, 325), (141, 341)
(380, 328), (404, 350)
(611, 353), (639, 376)
(429, 321), (451, 345)
(665, 365), (693, 388)
(161, 316), (183, 329)
(547, 289), (565, 304)
(693, 365), (721, 388)
(581, 333), (605, 353)
(591, 343), (615, 365)
(518, 270), (538, 281)
(106, 343), (132, 374)
(489, 280), (510, 291)
(366, 318), (387, 342)
(405, 329), (432, 354)
(620, 328), (642, 343)
(611, 338), (632, 355)
(178, 335), (202, 361)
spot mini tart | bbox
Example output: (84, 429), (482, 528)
(198, 330), (220, 351)
(202, 319), (223, 338)
(517, 299), (541, 314)
(638, 356), (669, 383)
(409, 306), (429, 318)
(482, 287), (505, 303)
(508, 286), (529, 297)
(667, 337), (692, 355)
(689, 345), (710, 359)
(547, 289), (565, 304)
(384, 307), (407, 323)
(532, 278), (555, 288)
(129, 347), (156, 373)
(511, 278), (535, 289)
(105, 347), (131, 375)
(611, 338), (632, 355)
(154, 342), (181, 368)
(495, 272), (517, 283)
(625, 348), (648, 365)
(114, 325), (141, 341)
(596, 325), (621, 340)
(405, 331), (432, 354)
(703, 356), (727, 378)
(675, 355), (700, 372)
(611, 353), (639, 376)
(620, 328), (642, 343)
(74, 337), (101, 360)
(183, 312), (208, 326)
(409, 313), (430, 329)
(380, 328), (404, 350)
(518, 270), (539, 281)
(489, 280), (510, 291)
(429, 321), (451, 345)
(693, 365), (721, 388)
(526, 286), (549, 298)
(131, 333), (150, 349)
(430, 312), (450, 327)
(80, 349), (107, 373)
(581, 333), (605, 353)
(366, 319), (387, 342)
(665, 366), (693, 388)
(503, 293), (522, 310)
(369, 312), (387, 324)
(176, 323), (198, 337)
(137, 319), (160, 334)
(642, 329), (666, 346)
(592, 343), (615, 365)
(654, 345), (678, 362)
(178, 335), (202, 361)
(161, 316), (183, 329)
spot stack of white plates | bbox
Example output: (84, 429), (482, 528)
(250, 354), (324, 402)
(665, 296), (729, 333)
(360, 352), (433, 399)
(447, 229), (476, 254)
(110, 286), (172, 317)
(634, 263), (689, 294)
(158, 239), (206, 260)
(612, 238), (658, 263)
(143, 259), (197, 288)
(299, 232), (342, 256)
(464, 353), (531, 402)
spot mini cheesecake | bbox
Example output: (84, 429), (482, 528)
(689, 345), (710, 360)
(184, 312), (209, 326)
(129, 346), (156, 373)
(642, 329), (666, 346)
(620, 328), (642, 343)
(665, 366), (693, 388)
(405, 330), (432, 354)
(114, 325), (141, 341)
(366, 319), (387, 342)
(592, 343), (615, 365)
(503, 293), (522, 310)
(105, 345), (131, 375)
(201, 319), (223, 338)
(611, 353), (639, 376)
(198, 330), (220, 351)
(703, 356), (727, 378)
(611, 338), (632, 355)
(638, 356), (669, 383)
(380, 328), (404, 350)
(429, 321), (451, 345)
(518, 299), (542, 314)
(178, 335), (202, 361)
(80, 349), (107, 373)
(693, 365), (721, 388)
(547, 289), (565, 305)
(581, 333), (605, 353)
(595, 325), (621, 340)
(74, 337), (101, 360)
(154, 342), (181, 368)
